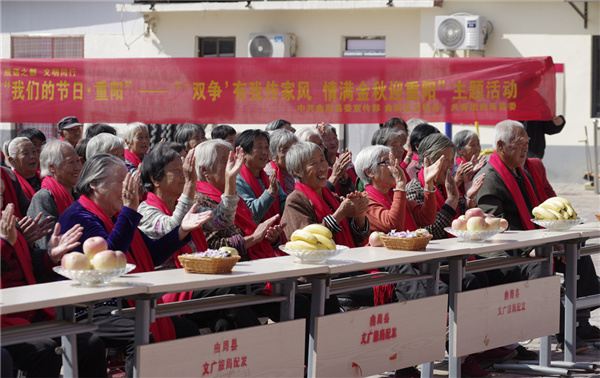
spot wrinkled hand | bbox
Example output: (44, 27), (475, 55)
(454, 161), (474, 186)
(330, 149), (352, 184)
(183, 151), (197, 184)
(388, 151), (406, 187)
(122, 172), (140, 211)
(423, 155), (443, 189)
(465, 173), (486, 201)
(265, 222), (286, 244)
(347, 191), (369, 217)
(18, 212), (54, 247)
(253, 214), (280, 242)
(316, 122), (326, 137)
(267, 170), (280, 197)
(471, 154), (487, 175)
(180, 204), (213, 233)
(226, 146), (245, 181)
(0, 203), (18, 246)
(445, 169), (460, 208)
(48, 223), (83, 262)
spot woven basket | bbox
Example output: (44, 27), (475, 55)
(178, 255), (240, 274)
(379, 234), (433, 251)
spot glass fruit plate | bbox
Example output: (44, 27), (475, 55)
(531, 218), (584, 231)
(279, 245), (349, 264)
(53, 264), (136, 286)
(444, 227), (505, 242)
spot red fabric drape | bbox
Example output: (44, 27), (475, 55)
(124, 149), (142, 168)
(14, 171), (37, 200)
(1, 169), (22, 218)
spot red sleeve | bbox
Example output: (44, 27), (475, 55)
(365, 191), (406, 233)
(407, 190), (438, 227)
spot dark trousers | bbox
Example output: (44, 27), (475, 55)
(3, 332), (106, 378)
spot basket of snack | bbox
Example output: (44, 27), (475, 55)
(379, 229), (433, 251)
(178, 249), (241, 274)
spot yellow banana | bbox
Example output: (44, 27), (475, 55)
(313, 234), (336, 250)
(546, 208), (564, 220)
(291, 229), (318, 245)
(285, 240), (318, 250)
(560, 209), (569, 219)
(303, 224), (333, 239)
(315, 243), (328, 250)
(552, 196), (573, 207)
(565, 205), (575, 218)
(540, 201), (563, 212)
(532, 207), (557, 220)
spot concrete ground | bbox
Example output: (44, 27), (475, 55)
(374, 181), (600, 378)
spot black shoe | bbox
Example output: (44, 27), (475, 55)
(576, 323), (600, 342)
(512, 345), (538, 360)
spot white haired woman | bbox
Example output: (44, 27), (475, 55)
(355, 145), (437, 235)
(86, 133), (126, 162)
(4, 137), (40, 200)
(27, 140), (82, 249)
(265, 129), (298, 195)
(123, 121), (150, 173)
(452, 130), (487, 194)
(317, 123), (357, 196)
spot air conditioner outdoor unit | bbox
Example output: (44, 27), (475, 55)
(434, 15), (486, 51)
(248, 33), (296, 57)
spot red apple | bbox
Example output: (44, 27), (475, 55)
(61, 252), (92, 270)
(452, 218), (468, 230)
(465, 208), (485, 220)
(91, 250), (118, 270)
(369, 232), (385, 247)
(499, 218), (509, 230)
(466, 216), (486, 231)
(485, 217), (501, 230)
(114, 250), (127, 268)
(83, 237), (108, 260)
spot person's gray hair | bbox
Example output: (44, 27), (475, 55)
(269, 129), (298, 157)
(295, 127), (322, 143)
(75, 153), (126, 196)
(86, 133), (125, 160)
(407, 118), (427, 130)
(174, 123), (205, 149)
(417, 133), (455, 166)
(355, 145), (390, 186)
(493, 120), (525, 150)
(371, 128), (407, 147)
(286, 141), (322, 182)
(321, 123), (337, 136)
(3, 137), (33, 169)
(453, 130), (478, 157)
(194, 139), (233, 182)
(123, 122), (148, 144)
(40, 140), (75, 178)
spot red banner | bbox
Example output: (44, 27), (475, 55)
(1, 57), (555, 124)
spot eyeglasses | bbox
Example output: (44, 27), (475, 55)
(377, 159), (391, 166)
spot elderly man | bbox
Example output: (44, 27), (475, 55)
(57, 116), (83, 148)
(476, 119), (599, 352)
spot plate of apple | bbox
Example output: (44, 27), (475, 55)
(53, 236), (135, 286)
(444, 208), (507, 242)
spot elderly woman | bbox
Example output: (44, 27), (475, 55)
(265, 129), (298, 195)
(27, 141), (82, 249)
(86, 133), (126, 162)
(356, 145), (437, 234)
(236, 129), (288, 223)
(317, 123), (357, 196)
(123, 121), (150, 173)
(406, 133), (486, 240)
(405, 123), (440, 181)
(282, 141), (369, 248)
(174, 123), (207, 152)
(4, 137), (40, 199)
(18, 128), (46, 155)
(195, 140), (284, 260)
(453, 130), (487, 193)
(296, 127), (325, 151)
(211, 124), (237, 147)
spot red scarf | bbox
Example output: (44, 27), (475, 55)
(294, 182), (355, 247)
(78, 195), (175, 341)
(144, 192), (209, 267)
(124, 149), (143, 168)
(456, 157), (467, 166)
(1, 228), (55, 327)
(270, 161), (287, 194)
(524, 158), (548, 202)
(1, 169), (22, 218)
(488, 153), (539, 230)
(14, 171), (37, 200)
(364, 184), (418, 231)
(196, 181), (279, 260)
(418, 168), (459, 220)
(239, 165), (280, 222)
(41, 176), (73, 215)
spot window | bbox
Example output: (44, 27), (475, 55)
(197, 37), (235, 57)
(11, 36), (84, 138)
(343, 37), (386, 57)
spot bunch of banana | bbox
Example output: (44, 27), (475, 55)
(285, 224), (336, 250)
(532, 196), (579, 220)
